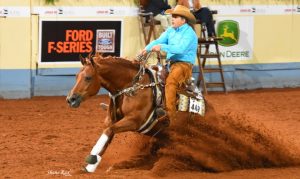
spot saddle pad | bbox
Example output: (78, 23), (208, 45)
(177, 94), (205, 117)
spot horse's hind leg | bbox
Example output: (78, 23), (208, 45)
(84, 118), (139, 173)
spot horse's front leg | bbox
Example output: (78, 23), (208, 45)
(84, 117), (140, 173)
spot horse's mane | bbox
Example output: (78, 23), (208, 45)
(93, 54), (140, 71)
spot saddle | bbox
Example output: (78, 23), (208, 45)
(134, 55), (205, 135)
(148, 64), (206, 117)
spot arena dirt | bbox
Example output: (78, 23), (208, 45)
(1, 88), (300, 178)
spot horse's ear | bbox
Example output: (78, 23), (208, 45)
(79, 54), (86, 65)
(88, 51), (93, 60)
(90, 57), (95, 67)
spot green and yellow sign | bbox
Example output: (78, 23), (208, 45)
(217, 20), (239, 47)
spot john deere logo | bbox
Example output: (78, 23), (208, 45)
(217, 20), (239, 47)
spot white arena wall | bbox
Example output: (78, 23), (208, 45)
(0, 0), (299, 98)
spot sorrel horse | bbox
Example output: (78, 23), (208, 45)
(66, 53), (167, 173)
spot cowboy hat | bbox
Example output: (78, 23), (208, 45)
(165, 5), (196, 24)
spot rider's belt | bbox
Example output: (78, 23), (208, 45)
(170, 60), (193, 67)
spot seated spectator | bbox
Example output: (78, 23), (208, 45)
(144, 0), (172, 31)
(177, 0), (216, 37)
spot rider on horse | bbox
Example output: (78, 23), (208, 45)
(142, 5), (198, 124)
(66, 5), (201, 173)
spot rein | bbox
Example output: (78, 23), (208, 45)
(132, 53), (151, 84)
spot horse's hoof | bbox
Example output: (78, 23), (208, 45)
(84, 163), (99, 173)
(84, 155), (102, 173)
(85, 155), (98, 164)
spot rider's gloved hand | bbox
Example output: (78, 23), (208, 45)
(151, 45), (161, 52)
(141, 49), (148, 55)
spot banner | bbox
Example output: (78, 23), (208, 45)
(39, 20), (122, 63)
(210, 16), (254, 61)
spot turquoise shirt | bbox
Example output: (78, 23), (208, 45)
(145, 23), (198, 64)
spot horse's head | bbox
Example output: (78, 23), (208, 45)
(66, 54), (101, 108)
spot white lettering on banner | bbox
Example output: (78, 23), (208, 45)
(96, 30), (115, 53)
(211, 16), (254, 61)
(220, 51), (250, 58)
(98, 32), (112, 38)
(211, 5), (298, 15)
(1, 5), (299, 17)
(0, 7), (30, 17)
(32, 6), (139, 17)
(98, 45), (113, 50)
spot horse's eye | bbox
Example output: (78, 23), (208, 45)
(85, 76), (92, 82)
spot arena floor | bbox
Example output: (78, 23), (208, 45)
(1, 88), (300, 178)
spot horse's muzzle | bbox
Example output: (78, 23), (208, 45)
(66, 93), (82, 108)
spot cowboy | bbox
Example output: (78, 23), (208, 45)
(142, 5), (198, 123)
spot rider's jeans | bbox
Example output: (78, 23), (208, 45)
(165, 62), (193, 119)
